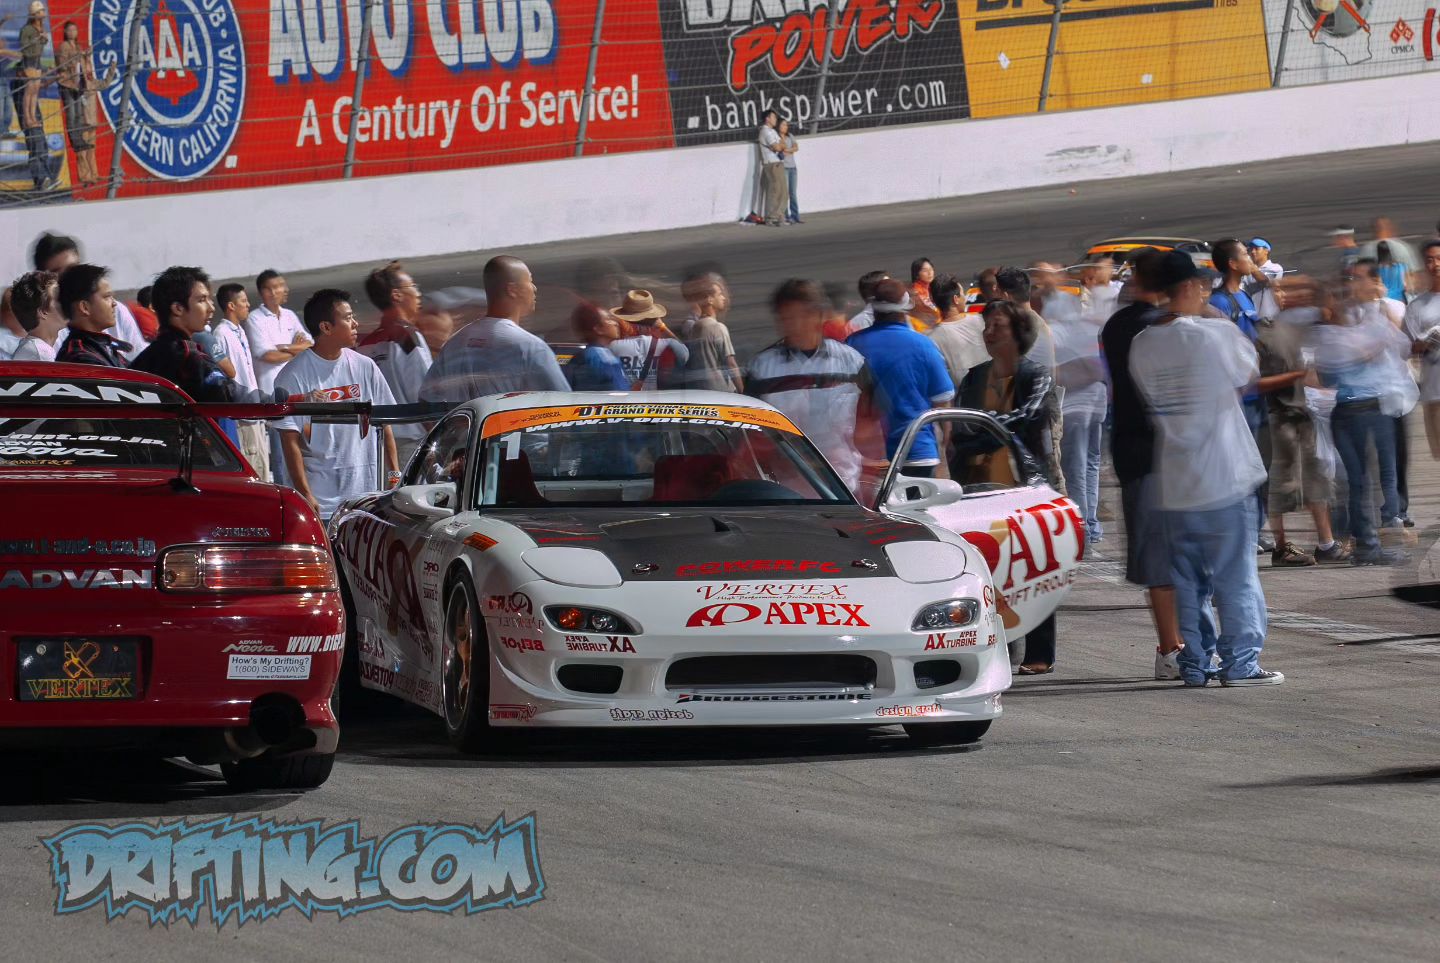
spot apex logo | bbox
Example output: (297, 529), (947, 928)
(685, 601), (868, 628)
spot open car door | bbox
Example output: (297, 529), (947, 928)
(873, 409), (1084, 642)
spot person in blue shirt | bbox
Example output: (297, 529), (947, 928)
(1209, 238), (1270, 543)
(564, 302), (629, 391)
(846, 278), (955, 477)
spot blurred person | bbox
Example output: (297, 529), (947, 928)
(32, 232), (145, 359)
(359, 261), (433, 467)
(847, 270), (890, 334)
(1130, 252), (1280, 687)
(821, 281), (853, 342)
(1375, 241), (1412, 304)
(995, 265), (1063, 493)
(953, 300), (1060, 676)
(1358, 217), (1419, 278)
(214, 282), (270, 480)
(0, 287), (22, 357)
(276, 289), (398, 520)
(55, 19), (111, 187)
(676, 272), (742, 391)
(758, 110), (789, 227)
(1345, 259), (1417, 536)
(745, 279), (868, 490)
(55, 263), (127, 367)
(17, 1), (44, 131)
(1052, 273), (1108, 544)
(574, 257), (625, 312)
(1312, 264), (1411, 564)
(1030, 261), (1080, 325)
(1404, 239), (1440, 461)
(1331, 226), (1360, 276)
(245, 269), (311, 395)
(420, 255), (567, 404)
(7, 270), (60, 361)
(415, 303), (456, 355)
(975, 267), (1002, 304)
(1210, 238), (1270, 547)
(127, 286), (159, 342)
(1100, 249), (1189, 678)
(609, 290), (688, 390)
(908, 258), (941, 330)
(779, 118), (801, 224)
(564, 303), (628, 391)
(847, 278), (954, 478)
(927, 272), (987, 386)
(1255, 278), (1345, 566)
(1079, 255), (1119, 322)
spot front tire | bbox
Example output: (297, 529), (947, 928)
(441, 575), (497, 754)
(904, 720), (991, 747)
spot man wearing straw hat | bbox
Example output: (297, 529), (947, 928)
(609, 289), (689, 391)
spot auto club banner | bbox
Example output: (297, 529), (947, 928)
(42, 0), (675, 198)
(1263, 0), (1440, 85)
(959, 0), (1272, 117)
(657, 0), (971, 147)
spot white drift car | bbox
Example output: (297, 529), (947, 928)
(331, 392), (1079, 751)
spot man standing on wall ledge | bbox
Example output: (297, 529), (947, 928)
(757, 110), (790, 228)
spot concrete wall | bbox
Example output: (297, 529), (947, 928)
(6, 71), (1439, 290)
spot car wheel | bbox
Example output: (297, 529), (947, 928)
(222, 752), (335, 791)
(441, 575), (495, 754)
(903, 720), (991, 747)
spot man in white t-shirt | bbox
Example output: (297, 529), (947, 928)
(1406, 239), (1440, 461)
(7, 270), (62, 361)
(275, 289), (399, 520)
(1130, 252), (1280, 688)
(359, 260), (433, 468)
(214, 282), (269, 480)
(420, 256), (567, 406)
(746, 279), (867, 490)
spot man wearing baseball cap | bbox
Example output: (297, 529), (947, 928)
(1130, 251), (1281, 687)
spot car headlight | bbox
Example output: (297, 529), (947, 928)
(912, 599), (980, 632)
(160, 544), (337, 594)
(544, 606), (639, 635)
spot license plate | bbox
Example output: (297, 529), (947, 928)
(17, 638), (141, 702)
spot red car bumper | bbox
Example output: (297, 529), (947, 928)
(0, 592), (343, 761)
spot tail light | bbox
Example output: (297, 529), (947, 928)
(160, 544), (337, 594)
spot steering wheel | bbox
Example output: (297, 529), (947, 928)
(707, 479), (805, 502)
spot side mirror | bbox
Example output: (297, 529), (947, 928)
(393, 483), (456, 519)
(886, 476), (964, 510)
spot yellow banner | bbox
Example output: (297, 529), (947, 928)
(960, 0), (1271, 118)
(481, 403), (801, 438)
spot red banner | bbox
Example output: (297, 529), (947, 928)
(52, 0), (674, 198)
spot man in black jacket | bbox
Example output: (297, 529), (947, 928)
(55, 264), (129, 368)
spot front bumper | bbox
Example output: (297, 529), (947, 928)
(484, 579), (1010, 728)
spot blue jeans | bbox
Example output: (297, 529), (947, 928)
(1331, 401), (1399, 552)
(785, 167), (799, 221)
(1167, 498), (1268, 685)
(1061, 406), (1103, 540)
(1242, 397), (1268, 530)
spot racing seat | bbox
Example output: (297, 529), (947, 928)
(495, 452), (545, 507)
(651, 454), (731, 502)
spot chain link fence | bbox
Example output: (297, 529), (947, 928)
(1, 0), (1435, 209)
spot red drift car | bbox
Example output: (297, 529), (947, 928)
(0, 363), (350, 790)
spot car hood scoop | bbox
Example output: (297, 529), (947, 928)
(498, 508), (936, 581)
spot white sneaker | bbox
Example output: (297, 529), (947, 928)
(1220, 669), (1285, 687)
(1154, 649), (1182, 681)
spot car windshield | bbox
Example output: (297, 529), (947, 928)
(476, 402), (853, 508)
(0, 376), (241, 472)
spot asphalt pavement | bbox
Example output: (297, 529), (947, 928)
(4, 142), (1439, 959)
